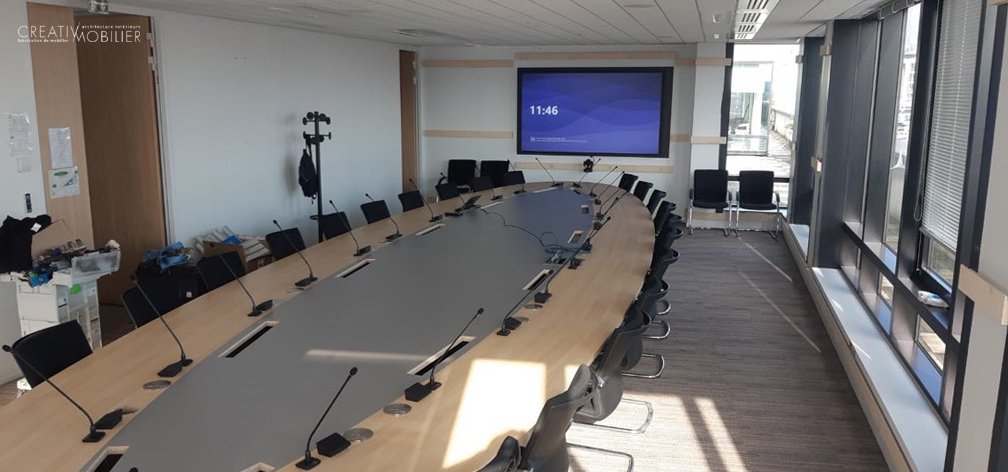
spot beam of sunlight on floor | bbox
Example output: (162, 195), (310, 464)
(442, 359), (546, 469)
(695, 398), (749, 472)
(739, 271), (822, 354)
(669, 396), (710, 470)
(743, 241), (794, 283)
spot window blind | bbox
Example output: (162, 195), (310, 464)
(921, 0), (982, 250)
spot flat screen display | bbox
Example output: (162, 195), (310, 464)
(517, 68), (673, 157)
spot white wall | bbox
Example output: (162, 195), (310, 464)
(952, 35), (1008, 471)
(0, 0), (44, 383)
(418, 44), (703, 210)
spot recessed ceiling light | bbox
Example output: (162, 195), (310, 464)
(713, 33), (721, 39)
(623, 3), (654, 8)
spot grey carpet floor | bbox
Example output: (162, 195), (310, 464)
(566, 229), (888, 472)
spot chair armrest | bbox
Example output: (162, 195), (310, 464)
(437, 176), (446, 186)
(774, 191), (781, 206)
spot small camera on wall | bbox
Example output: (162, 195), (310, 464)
(582, 158), (594, 173)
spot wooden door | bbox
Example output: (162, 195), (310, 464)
(76, 15), (166, 305)
(399, 50), (419, 192)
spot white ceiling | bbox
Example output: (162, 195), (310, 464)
(109, 0), (889, 46)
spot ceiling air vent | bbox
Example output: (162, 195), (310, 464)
(732, 0), (780, 41)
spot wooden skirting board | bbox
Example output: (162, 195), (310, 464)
(958, 265), (1008, 325)
(690, 135), (728, 145)
(423, 130), (513, 139)
(676, 57), (733, 67)
(514, 50), (678, 61)
(514, 161), (673, 174)
(421, 59), (514, 68)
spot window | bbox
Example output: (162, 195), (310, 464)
(916, 318), (946, 370)
(883, 4), (922, 250)
(925, 239), (956, 285)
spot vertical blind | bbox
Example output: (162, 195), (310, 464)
(921, 0), (982, 250)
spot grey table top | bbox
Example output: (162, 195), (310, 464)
(88, 187), (594, 472)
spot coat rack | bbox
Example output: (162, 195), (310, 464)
(304, 111), (331, 243)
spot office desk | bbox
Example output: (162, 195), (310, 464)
(0, 183), (653, 472)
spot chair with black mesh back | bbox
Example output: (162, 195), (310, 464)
(573, 307), (654, 435)
(470, 175), (494, 193)
(122, 287), (159, 328)
(735, 170), (781, 239)
(196, 250), (245, 293)
(645, 190), (666, 216)
(688, 169), (733, 236)
(360, 200), (391, 224)
(631, 180), (653, 201)
(501, 170), (525, 187)
(653, 201), (672, 235)
(8, 321), (92, 387)
(436, 182), (461, 201)
(519, 365), (633, 472)
(477, 436), (521, 472)
(618, 173), (638, 192)
(320, 211), (351, 240)
(480, 160), (510, 187)
(622, 278), (668, 377)
(265, 227), (306, 260)
(437, 159), (477, 194)
(398, 190), (425, 212)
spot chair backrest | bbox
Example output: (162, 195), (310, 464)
(122, 286), (160, 329)
(480, 160), (511, 187)
(501, 170), (525, 186)
(632, 180), (653, 201)
(650, 248), (680, 282)
(436, 182), (461, 201)
(320, 211), (351, 240)
(447, 159), (478, 186)
(9, 321), (92, 388)
(653, 201), (672, 234)
(738, 170), (775, 205)
(360, 200), (391, 224)
(265, 228), (306, 260)
(470, 175), (494, 192)
(646, 190), (666, 215)
(196, 250), (245, 292)
(521, 364), (595, 472)
(618, 173), (638, 192)
(476, 436), (521, 472)
(398, 190), (425, 212)
(693, 169), (729, 203)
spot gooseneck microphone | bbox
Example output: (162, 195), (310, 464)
(409, 178), (442, 222)
(489, 184), (502, 201)
(594, 171), (625, 205)
(570, 216), (611, 267)
(2, 345), (122, 442)
(133, 278), (193, 377)
(596, 181), (626, 219)
(573, 157), (599, 188)
(329, 201), (370, 256)
(217, 253), (273, 317)
(509, 162), (527, 194)
(272, 219), (318, 287)
(405, 307), (484, 402)
(535, 157), (563, 187)
(296, 367), (359, 470)
(365, 193), (402, 241)
(588, 165), (619, 198)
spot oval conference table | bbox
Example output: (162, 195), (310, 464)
(0, 181), (653, 472)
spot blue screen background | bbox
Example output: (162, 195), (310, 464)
(519, 71), (664, 155)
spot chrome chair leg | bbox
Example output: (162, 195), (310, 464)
(567, 443), (634, 472)
(687, 206), (694, 235)
(642, 318), (670, 340)
(573, 398), (654, 434)
(623, 353), (665, 379)
(655, 298), (670, 316)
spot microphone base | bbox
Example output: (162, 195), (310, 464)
(568, 257), (583, 270)
(428, 215), (443, 222)
(248, 299), (274, 317)
(445, 211), (462, 217)
(404, 380), (442, 402)
(295, 276), (318, 288)
(496, 327), (512, 336)
(491, 195), (503, 201)
(82, 429), (105, 443)
(317, 432), (352, 457)
(157, 358), (193, 378)
(582, 242), (593, 253)
(594, 199), (602, 205)
(534, 291), (552, 304)
(514, 189), (527, 195)
(572, 182), (582, 188)
(385, 233), (402, 242)
(354, 246), (372, 257)
(551, 182), (563, 187)
(295, 455), (321, 470)
(504, 317), (523, 330)
(589, 192), (598, 198)
(94, 409), (123, 430)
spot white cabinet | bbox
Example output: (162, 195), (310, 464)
(7, 271), (109, 351)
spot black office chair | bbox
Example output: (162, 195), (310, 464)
(437, 159), (477, 194)
(480, 160), (510, 187)
(653, 201), (673, 235)
(195, 250), (245, 292)
(398, 190), (425, 212)
(477, 436), (521, 472)
(618, 173), (638, 192)
(470, 175), (494, 193)
(574, 308), (653, 435)
(501, 170), (525, 187)
(520, 365), (633, 472)
(265, 227), (306, 260)
(436, 182), (461, 201)
(735, 170), (782, 239)
(8, 321), (92, 387)
(645, 190), (666, 216)
(688, 169), (733, 236)
(122, 287), (160, 328)
(360, 200), (391, 224)
(622, 278), (668, 377)
(320, 211), (351, 240)
(631, 180), (653, 201)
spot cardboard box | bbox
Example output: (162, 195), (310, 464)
(31, 219), (74, 258)
(201, 240), (272, 273)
